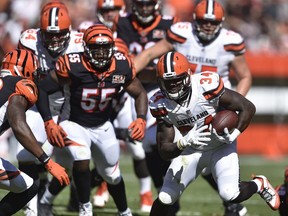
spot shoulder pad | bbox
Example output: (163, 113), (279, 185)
(221, 29), (245, 55)
(167, 22), (191, 43)
(18, 29), (38, 51)
(66, 31), (84, 53)
(15, 79), (38, 106)
(196, 72), (224, 100)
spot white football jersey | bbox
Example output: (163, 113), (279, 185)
(149, 72), (225, 151)
(167, 22), (245, 89)
(18, 29), (84, 115)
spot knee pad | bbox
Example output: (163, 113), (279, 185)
(218, 184), (240, 202)
(127, 140), (145, 160)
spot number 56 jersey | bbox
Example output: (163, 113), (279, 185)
(149, 72), (225, 151)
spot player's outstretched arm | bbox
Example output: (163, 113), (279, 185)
(7, 95), (70, 186)
(133, 38), (173, 74)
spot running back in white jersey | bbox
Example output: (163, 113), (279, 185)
(167, 22), (245, 89)
(149, 72), (225, 151)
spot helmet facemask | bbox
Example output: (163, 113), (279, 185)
(85, 42), (114, 70)
(41, 29), (70, 57)
(132, 0), (160, 26)
(158, 72), (191, 101)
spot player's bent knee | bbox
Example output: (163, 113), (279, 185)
(158, 192), (174, 205)
(101, 167), (121, 185)
(219, 186), (240, 202)
(10, 172), (35, 193)
(128, 140), (145, 160)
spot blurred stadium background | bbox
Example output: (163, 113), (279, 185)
(0, 0), (287, 215)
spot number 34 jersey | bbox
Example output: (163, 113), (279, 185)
(56, 52), (135, 128)
(149, 72), (225, 151)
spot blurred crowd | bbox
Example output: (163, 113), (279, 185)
(1, 0), (288, 59)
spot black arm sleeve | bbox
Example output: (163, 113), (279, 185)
(36, 74), (61, 121)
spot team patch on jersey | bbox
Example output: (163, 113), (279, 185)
(112, 75), (125, 83)
(152, 29), (166, 39)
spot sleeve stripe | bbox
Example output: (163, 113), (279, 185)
(224, 42), (245, 52)
(167, 29), (186, 44)
(203, 78), (225, 100)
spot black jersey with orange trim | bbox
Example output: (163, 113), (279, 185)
(56, 52), (135, 127)
(0, 76), (38, 135)
(114, 14), (178, 58)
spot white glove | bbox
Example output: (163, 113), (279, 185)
(177, 124), (211, 150)
(212, 128), (241, 144)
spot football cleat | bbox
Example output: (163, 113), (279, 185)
(79, 202), (93, 216)
(140, 191), (153, 212)
(117, 208), (133, 216)
(93, 181), (110, 207)
(253, 175), (280, 210)
(223, 202), (247, 216)
(38, 203), (53, 216)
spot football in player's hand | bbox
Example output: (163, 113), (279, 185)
(211, 110), (238, 135)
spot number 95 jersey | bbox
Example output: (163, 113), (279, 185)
(56, 52), (136, 128)
(149, 72), (225, 151)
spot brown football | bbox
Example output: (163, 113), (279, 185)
(211, 110), (238, 135)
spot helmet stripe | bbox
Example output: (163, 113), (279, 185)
(164, 51), (174, 75)
(49, 7), (59, 27)
(206, 0), (214, 16)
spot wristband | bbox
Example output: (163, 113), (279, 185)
(137, 115), (146, 120)
(38, 152), (50, 164)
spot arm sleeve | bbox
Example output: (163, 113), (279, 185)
(36, 74), (61, 121)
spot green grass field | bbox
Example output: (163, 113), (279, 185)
(1, 154), (286, 216)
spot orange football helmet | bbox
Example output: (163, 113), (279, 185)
(97, 0), (126, 28)
(83, 24), (115, 70)
(1, 49), (40, 83)
(193, 0), (225, 41)
(41, 0), (68, 14)
(40, 5), (71, 57)
(156, 51), (191, 101)
(114, 38), (129, 55)
(132, 0), (160, 25)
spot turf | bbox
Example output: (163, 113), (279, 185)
(1, 154), (286, 216)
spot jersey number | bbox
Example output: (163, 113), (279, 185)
(81, 88), (116, 112)
(190, 63), (217, 73)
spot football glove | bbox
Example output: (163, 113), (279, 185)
(44, 158), (70, 186)
(212, 128), (241, 144)
(128, 117), (146, 141)
(44, 119), (67, 148)
(177, 124), (211, 150)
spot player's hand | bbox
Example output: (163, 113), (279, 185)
(128, 117), (146, 141)
(44, 119), (67, 148)
(222, 128), (241, 144)
(44, 159), (70, 186)
(212, 128), (241, 144)
(177, 124), (211, 150)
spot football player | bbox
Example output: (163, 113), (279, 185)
(148, 51), (279, 215)
(16, 2), (84, 215)
(133, 0), (252, 215)
(112, 0), (180, 212)
(36, 24), (148, 216)
(0, 49), (69, 216)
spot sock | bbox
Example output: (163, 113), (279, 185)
(40, 188), (55, 204)
(139, 176), (151, 194)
